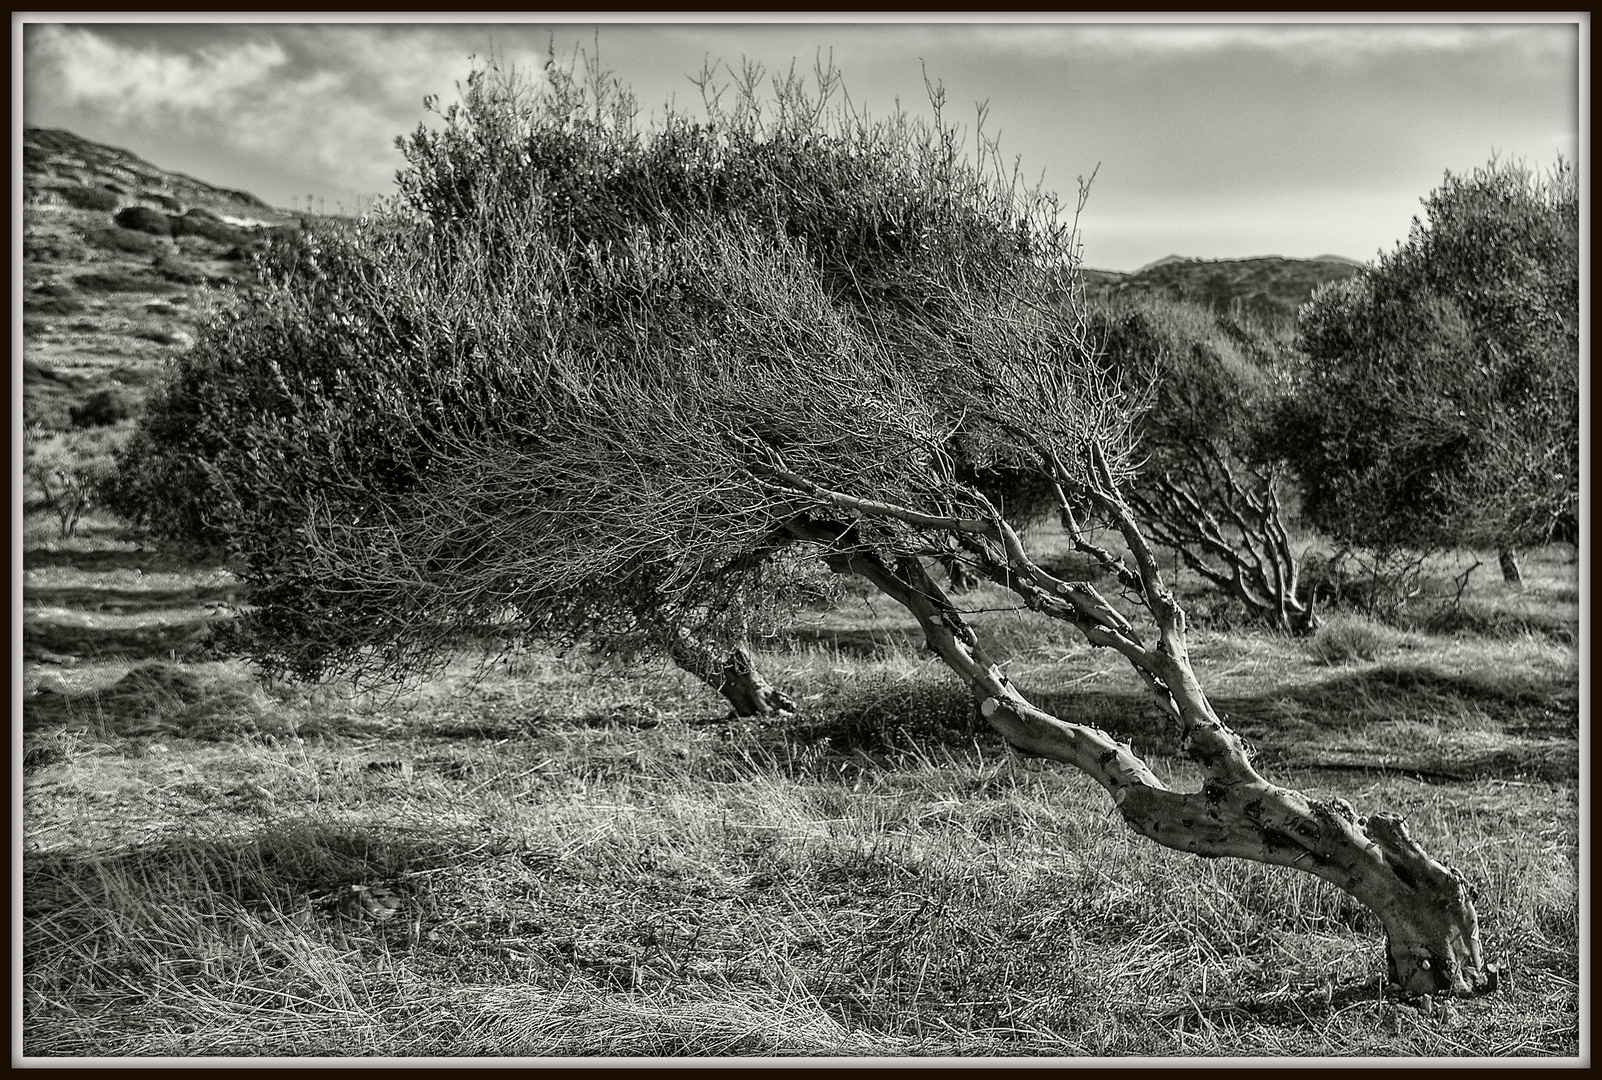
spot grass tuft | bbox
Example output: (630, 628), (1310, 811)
(1304, 616), (1404, 665)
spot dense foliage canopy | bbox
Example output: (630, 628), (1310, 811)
(1281, 157), (1579, 556)
(114, 57), (1124, 683)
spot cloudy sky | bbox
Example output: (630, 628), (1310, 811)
(18, 15), (1582, 272)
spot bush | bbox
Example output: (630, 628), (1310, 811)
(119, 57), (1108, 682)
(69, 388), (132, 429)
(25, 293), (84, 317)
(113, 205), (173, 236)
(79, 224), (168, 256)
(154, 255), (207, 285)
(24, 229), (90, 262)
(1280, 157), (1578, 561)
(1087, 294), (1314, 630)
(1304, 615), (1399, 665)
(74, 269), (166, 293)
(54, 184), (119, 212)
(24, 427), (120, 538)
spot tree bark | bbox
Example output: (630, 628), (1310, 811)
(667, 632), (796, 718)
(776, 461), (1490, 998)
(1498, 548), (1523, 586)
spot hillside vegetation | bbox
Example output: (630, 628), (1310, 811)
(1081, 255), (1364, 324)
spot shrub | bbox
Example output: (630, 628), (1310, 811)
(1304, 615), (1398, 665)
(69, 388), (132, 429)
(75, 269), (166, 293)
(1279, 157), (1578, 577)
(171, 209), (245, 246)
(54, 184), (119, 212)
(25, 293), (84, 317)
(24, 427), (120, 537)
(113, 205), (173, 236)
(154, 255), (208, 285)
(24, 229), (91, 262)
(1087, 294), (1314, 631)
(79, 224), (168, 256)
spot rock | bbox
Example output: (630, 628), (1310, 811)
(33, 673), (71, 696)
(113, 205), (172, 236)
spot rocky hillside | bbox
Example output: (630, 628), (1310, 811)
(1081, 254), (1366, 324)
(22, 124), (301, 433)
(24, 124), (295, 223)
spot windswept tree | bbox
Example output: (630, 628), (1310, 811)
(1280, 156), (1579, 585)
(115, 56), (1494, 996)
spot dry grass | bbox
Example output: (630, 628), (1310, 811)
(20, 526), (1581, 1060)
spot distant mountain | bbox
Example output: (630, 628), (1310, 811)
(1080, 255), (1367, 324)
(1132, 254), (1191, 274)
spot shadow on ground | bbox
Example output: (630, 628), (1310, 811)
(25, 584), (240, 613)
(773, 660), (1578, 785)
(23, 547), (224, 574)
(23, 822), (485, 917)
(24, 615), (222, 663)
(783, 625), (924, 658)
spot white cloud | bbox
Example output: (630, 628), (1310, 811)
(25, 23), (553, 204)
(31, 24), (289, 115)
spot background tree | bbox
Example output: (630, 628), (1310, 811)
(1278, 156), (1579, 586)
(112, 55), (1493, 996)
(1086, 295), (1316, 632)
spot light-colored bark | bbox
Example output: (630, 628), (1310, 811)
(772, 445), (1490, 998)
(1128, 456), (1317, 634)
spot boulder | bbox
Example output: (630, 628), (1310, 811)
(113, 205), (172, 236)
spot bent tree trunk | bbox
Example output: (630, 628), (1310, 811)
(769, 450), (1490, 998)
(668, 631), (796, 718)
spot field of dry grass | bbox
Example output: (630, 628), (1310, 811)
(19, 514), (1582, 1060)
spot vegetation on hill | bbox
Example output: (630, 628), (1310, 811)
(1081, 255), (1363, 325)
(20, 122), (309, 536)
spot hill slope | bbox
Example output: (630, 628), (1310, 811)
(24, 124), (295, 225)
(21, 125), (303, 431)
(1081, 255), (1366, 324)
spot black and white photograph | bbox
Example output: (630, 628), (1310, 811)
(16, 13), (1585, 1063)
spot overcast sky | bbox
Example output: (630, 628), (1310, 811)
(17, 15), (1582, 272)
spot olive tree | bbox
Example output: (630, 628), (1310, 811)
(115, 57), (1493, 996)
(1282, 156), (1579, 585)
